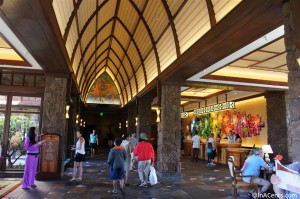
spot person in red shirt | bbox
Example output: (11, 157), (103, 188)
(133, 133), (155, 188)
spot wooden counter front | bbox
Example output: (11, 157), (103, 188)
(184, 140), (192, 156)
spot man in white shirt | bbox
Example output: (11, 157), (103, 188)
(191, 133), (200, 162)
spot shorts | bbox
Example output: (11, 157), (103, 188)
(74, 153), (85, 162)
(90, 143), (97, 149)
(109, 168), (125, 180)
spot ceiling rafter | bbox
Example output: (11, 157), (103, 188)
(82, 57), (125, 100)
(109, 47), (133, 99)
(129, 0), (161, 74)
(73, 0), (84, 80)
(77, 16), (148, 96)
(82, 47), (110, 94)
(161, 0), (181, 57)
(115, 18), (147, 86)
(75, 18), (114, 78)
(206, 0), (217, 27)
(63, 0), (83, 42)
(70, 0), (109, 64)
(106, 0), (121, 66)
(173, 0), (188, 19)
(95, 0), (99, 84)
(118, 0), (149, 87)
(111, 35), (138, 94)
(78, 35), (111, 87)
(83, 58), (125, 105)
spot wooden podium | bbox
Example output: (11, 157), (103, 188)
(36, 134), (61, 180)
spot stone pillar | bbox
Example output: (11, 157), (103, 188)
(42, 76), (67, 176)
(137, 97), (152, 137)
(265, 92), (289, 163)
(157, 84), (181, 176)
(283, 1), (300, 161)
(127, 105), (137, 133)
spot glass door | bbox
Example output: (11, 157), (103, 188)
(5, 96), (41, 170)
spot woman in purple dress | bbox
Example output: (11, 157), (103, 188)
(22, 127), (44, 189)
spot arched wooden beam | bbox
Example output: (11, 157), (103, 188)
(129, 0), (161, 74)
(75, 18), (114, 79)
(111, 35), (138, 95)
(77, 17), (147, 95)
(81, 48), (122, 97)
(78, 35), (111, 87)
(106, 0), (120, 66)
(109, 47), (133, 99)
(83, 59), (125, 105)
(206, 0), (216, 27)
(82, 57), (126, 104)
(116, 18), (147, 88)
(70, 0), (109, 64)
(161, 0), (181, 57)
(63, 0), (83, 42)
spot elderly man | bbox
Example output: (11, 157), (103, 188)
(271, 161), (300, 199)
(241, 148), (271, 194)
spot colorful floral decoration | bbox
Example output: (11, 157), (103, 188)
(191, 110), (265, 138)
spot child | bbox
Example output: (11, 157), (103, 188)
(107, 137), (126, 196)
(206, 133), (216, 166)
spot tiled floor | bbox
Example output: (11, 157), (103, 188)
(3, 153), (253, 199)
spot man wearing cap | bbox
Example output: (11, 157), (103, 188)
(133, 133), (155, 188)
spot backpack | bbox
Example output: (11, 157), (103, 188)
(207, 142), (213, 153)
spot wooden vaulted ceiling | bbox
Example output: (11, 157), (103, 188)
(52, 0), (242, 106)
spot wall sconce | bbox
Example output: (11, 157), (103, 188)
(156, 109), (160, 123)
(80, 119), (83, 126)
(297, 57), (300, 66)
(126, 120), (128, 128)
(65, 104), (70, 119)
(135, 117), (138, 126)
(119, 123), (121, 129)
(76, 114), (79, 124)
(83, 121), (86, 127)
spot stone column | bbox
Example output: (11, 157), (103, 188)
(137, 97), (152, 137)
(265, 92), (289, 163)
(283, 1), (300, 161)
(42, 76), (67, 176)
(157, 84), (181, 176)
(127, 105), (137, 133)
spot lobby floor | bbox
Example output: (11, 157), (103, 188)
(3, 152), (253, 199)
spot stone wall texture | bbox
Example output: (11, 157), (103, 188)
(42, 77), (67, 175)
(266, 93), (289, 163)
(157, 85), (181, 176)
(127, 106), (136, 133)
(283, 1), (300, 161)
(137, 98), (152, 137)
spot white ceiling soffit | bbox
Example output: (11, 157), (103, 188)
(196, 79), (288, 90)
(0, 17), (42, 70)
(188, 25), (284, 81)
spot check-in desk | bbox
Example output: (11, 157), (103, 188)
(184, 140), (192, 156)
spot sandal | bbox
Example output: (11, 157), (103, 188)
(30, 184), (37, 187)
(112, 190), (118, 194)
(22, 187), (29, 190)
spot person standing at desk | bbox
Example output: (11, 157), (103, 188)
(228, 130), (236, 143)
(191, 133), (200, 162)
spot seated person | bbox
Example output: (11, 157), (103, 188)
(271, 161), (300, 199)
(241, 148), (271, 194)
